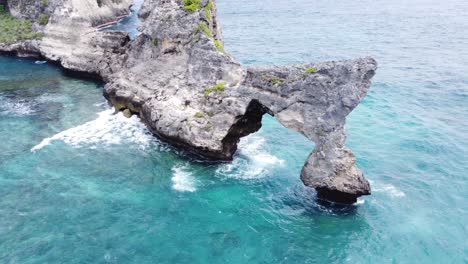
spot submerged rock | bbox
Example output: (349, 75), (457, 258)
(0, 0), (377, 204)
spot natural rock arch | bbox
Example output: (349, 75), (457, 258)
(218, 62), (375, 204)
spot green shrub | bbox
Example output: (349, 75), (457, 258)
(184, 0), (201, 13)
(204, 82), (226, 97)
(305, 67), (316, 74)
(194, 22), (211, 37)
(0, 5), (5, 14)
(262, 74), (284, 86)
(194, 112), (204, 118)
(38, 14), (49, 25)
(273, 76), (282, 85)
(42, 0), (49, 6)
(0, 15), (44, 44)
(204, 0), (213, 21)
(153, 38), (158, 46)
(214, 40), (223, 52)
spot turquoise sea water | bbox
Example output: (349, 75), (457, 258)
(1, 0), (468, 263)
(99, 0), (144, 39)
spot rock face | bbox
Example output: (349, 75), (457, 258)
(0, 0), (377, 204)
(1, 0), (132, 74)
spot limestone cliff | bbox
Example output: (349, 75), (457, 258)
(0, 0), (377, 204)
(1, 0), (132, 72)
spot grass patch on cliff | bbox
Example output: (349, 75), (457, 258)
(38, 14), (49, 25)
(194, 112), (204, 118)
(184, 0), (201, 13)
(262, 74), (284, 86)
(305, 67), (316, 74)
(194, 22), (211, 37)
(204, 123), (213, 131)
(214, 40), (224, 52)
(204, 0), (213, 21)
(204, 82), (226, 97)
(0, 14), (44, 44)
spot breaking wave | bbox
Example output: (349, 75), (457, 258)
(216, 134), (285, 179)
(31, 109), (155, 151)
(171, 165), (197, 192)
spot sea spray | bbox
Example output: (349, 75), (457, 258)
(216, 134), (285, 179)
(171, 164), (197, 192)
(31, 109), (154, 151)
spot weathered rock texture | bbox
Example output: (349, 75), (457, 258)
(1, 0), (377, 204)
(1, 0), (132, 73)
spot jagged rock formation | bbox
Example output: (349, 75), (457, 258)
(1, 0), (132, 72)
(0, 0), (377, 204)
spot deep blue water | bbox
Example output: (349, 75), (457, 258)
(1, 0), (468, 263)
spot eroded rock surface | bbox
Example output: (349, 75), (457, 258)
(0, 0), (377, 204)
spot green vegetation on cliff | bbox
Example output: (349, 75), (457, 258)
(214, 40), (223, 52)
(204, 1), (213, 21)
(184, 0), (201, 13)
(0, 13), (44, 44)
(195, 22), (211, 38)
(38, 14), (49, 25)
(204, 82), (226, 97)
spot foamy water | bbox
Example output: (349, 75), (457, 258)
(372, 182), (406, 198)
(171, 165), (197, 192)
(0, 94), (37, 116)
(216, 134), (285, 179)
(31, 109), (154, 152)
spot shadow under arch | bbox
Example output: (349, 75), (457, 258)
(221, 99), (274, 158)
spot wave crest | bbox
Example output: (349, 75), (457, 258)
(216, 134), (285, 179)
(31, 109), (154, 151)
(171, 165), (197, 192)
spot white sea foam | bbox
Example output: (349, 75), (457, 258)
(355, 199), (365, 205)
(34, 60), (47, 65)
(0, 95), (36, 116)
(216, 134), (285, 179)
(31, 109), (154, 151)
(171, 165), (197, 192)
(372, 181), (406, 198)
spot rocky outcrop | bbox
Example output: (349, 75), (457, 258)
(39, 0), (133, 76)
(1, 0), (132, 75)
(0, 0), (377, 204)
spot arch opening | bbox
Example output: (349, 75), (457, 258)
(221, 98), (371, 205)
(221, 99), (273, 158)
